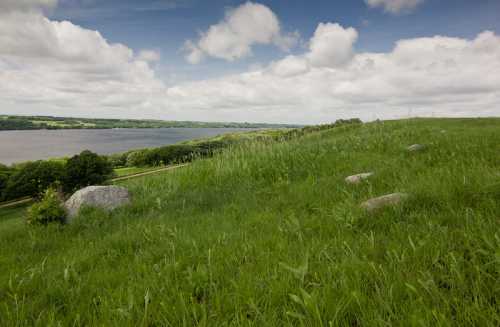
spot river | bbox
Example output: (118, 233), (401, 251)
(0, 128), (254, 165)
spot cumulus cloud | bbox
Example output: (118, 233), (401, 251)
(270, 55), (310, 77)
(183, 1), (299, 63)
(365, 0), (424, 14)
(138, 50), (161, 62)
(306, 23), (358, 68)
(0, 0), (57, 12)
(0, 8), (164, 118)
(166, 28), (500, 123)
(1, 1), (499, 124)
(267, 23), (357, 77)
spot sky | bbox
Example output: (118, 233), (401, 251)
(0, 0), (499, 124)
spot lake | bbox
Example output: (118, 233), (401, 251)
(0, 128), (254, 165)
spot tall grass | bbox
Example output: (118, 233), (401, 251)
(0, 118), (499, 326)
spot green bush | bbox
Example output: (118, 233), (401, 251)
(63, 150), (114, 193)
(107, 153), (128, 168)
(192, 140), (230, 156)
(125, 141), (231, 168)
(26, 188), (66, 225)
(144, 144), (198, 166)
(126, 149), (150, 167)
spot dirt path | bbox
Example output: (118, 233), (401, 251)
(0, 164), (189, 209)
(0, 197), (33, 209)
(111, 164), (189, 182)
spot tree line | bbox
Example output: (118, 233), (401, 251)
(0, 151), (113, 201)
(0, 115), (298, 131)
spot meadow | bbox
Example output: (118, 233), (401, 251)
(0, 118), (499, 326)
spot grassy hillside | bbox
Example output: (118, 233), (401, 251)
(1, 118), (499, 326)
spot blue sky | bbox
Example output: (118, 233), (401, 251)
(49, 0), (500, 82)
(1, 0), (499, 123)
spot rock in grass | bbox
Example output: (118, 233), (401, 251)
(360, 193), (409, 213)
(407, 144), (425, 152)
(65, 186), (130, 220)
(345, 172), (374, 185)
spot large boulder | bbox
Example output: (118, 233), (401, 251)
(65, 185), (130, 220)
(360, 193), (409, 213)
(345, 172), (374, 185)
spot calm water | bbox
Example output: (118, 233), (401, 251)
(0, 128), (253, 165)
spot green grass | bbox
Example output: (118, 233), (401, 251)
(0, 203), (28, 222)
(1, 118), (499, 326)
(0, 203), (28, 236)
(182, 128), (292, 145)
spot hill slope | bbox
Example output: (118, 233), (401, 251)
(1, 118), (499, 326)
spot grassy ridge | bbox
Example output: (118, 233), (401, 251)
(0, 118), (499, 326)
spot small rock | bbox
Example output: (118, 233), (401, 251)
(407, 144), (425, 152)
(360, 193), (409, 213)
(65, 185), (130, 221)
(345, 172), (374, 185)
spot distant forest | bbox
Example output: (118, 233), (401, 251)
(0, 115), (298, 131)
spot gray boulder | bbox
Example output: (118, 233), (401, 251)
(407, 144), (425, 152)
(360, 193), (409, 213)
(65, 186), (130, 220)
(345, 172), (374, 185)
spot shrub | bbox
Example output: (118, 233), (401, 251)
(192, 140), (230, 156)
(63, 150), (113, 193)
(126, 149), (150, 167)
(2, 160), (65, 200)
(144, 145), (198, 166)
(126, 145), (206, 167)
(26, 188), (66, 225)
(108, 153), (128, 168)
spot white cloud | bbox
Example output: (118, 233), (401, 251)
(0, 2), (499, 124)
(0, 0), (58, 12)
(183, 1), (299, 63)
(0, 8), (164, 118)
(182, 40), (205, 64)
(306, 23), (358, 68)
(365, 0), (424, 14)
(266, 23), (356, 77)
(138, 50), (161, 62)
(165, 28), (500, 123)
(269, 55), (310, 77)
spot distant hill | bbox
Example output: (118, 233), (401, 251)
(0, 115), (299, 131)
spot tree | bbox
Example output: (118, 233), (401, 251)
(63, 150), (113, 193)
(2, 161), (65, 200)
(0, 164), (12, 200)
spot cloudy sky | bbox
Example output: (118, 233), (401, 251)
(1, 0), (499, 124)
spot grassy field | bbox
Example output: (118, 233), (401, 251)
(0, 118), (499, 326)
